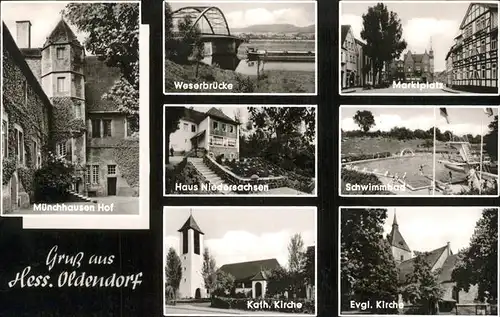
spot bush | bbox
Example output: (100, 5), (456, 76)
(33, 154), (75, 203)
(211, 297), (314, 313)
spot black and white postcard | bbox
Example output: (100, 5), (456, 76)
(164, 1), (317, 95)
(165, 105), (317, 196)
(339, 106), (499, 197)
(163, 206), (317, 316)
(339, 206), (499, 316)
(1, 1), (144, 218)
(339, 1), (499, 96)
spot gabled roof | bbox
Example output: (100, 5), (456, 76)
(206, 107), (238, 124)
(437, 254), (459, 283)
(460, 3), (498, 29)
(251, 270), (269, 281)
(397, 245), (448, 283)
(341, 25), (351, 45)
(180, 107), (238, 125)
(43, 19), (80, 48)
(177, 215), (204, 234)
(219, 259), (280, 282)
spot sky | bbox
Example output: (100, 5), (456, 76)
(340, 2), (495, 71)
(341, 106), (498, 136)
(169, 2), (316, 29)
(380, 207), (494, 254)
(2, 2), (87, 49)
(163, 207), (316, 269)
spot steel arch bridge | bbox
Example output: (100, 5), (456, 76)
(172, 6), (236, 38)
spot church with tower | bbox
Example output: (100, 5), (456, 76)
(2, 17), (138, 211)
(171, 213), (315, 300)
(387, 211), (480, 307)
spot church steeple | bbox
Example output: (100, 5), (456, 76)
(429, 37), (434, 56)
(392, 210), (398, 227)
(388, 209), (412, 264)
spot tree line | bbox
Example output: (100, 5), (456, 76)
(347, 110), (498, 161)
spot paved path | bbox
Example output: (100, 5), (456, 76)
(166, 304), (292, 315)
(9, 196), (139, 215)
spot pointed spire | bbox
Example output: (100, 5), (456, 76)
(430, 37), (433, 52)
(392, 209), (398, 226)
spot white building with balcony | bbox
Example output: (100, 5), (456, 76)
(169, 107), (240, 160)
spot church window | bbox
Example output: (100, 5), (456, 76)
(103, 119), (112, 137)
(91, 165), (99, 184)
(56, 142), (67, 158)
(191, 125), (196, 133)
(182, 231), (188, 254)
(194, 232), (200, 255)
(56, 47), (65, 60)
(57, 77), (66, 93)
(107, 165), (116, 175)
(91, 119), (101, 138)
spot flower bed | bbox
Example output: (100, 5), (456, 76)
(211, 297), (315, 314)
(204, 156), (287, 193)
(219, 157), (315, 194)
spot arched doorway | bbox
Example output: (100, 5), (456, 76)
(254, 282), (262, 298)
(195, 288), (201, 299)
(10, 173), (18, 210)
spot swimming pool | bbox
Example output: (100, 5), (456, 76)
(346, 155), (467, 189)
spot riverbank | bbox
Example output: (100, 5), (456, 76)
(165, 59), (315, 93)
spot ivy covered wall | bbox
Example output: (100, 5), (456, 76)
(2, 44), (52, 210)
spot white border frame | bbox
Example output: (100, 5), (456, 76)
(338, 105), (500, 198)
(164, 104), (318, 197)
(338, 0), (500, 97)
(163, 205), (318, 317)
(163, 0), (318, 96)
(337, 206), (500, 317)
(0, 1), (150, 230)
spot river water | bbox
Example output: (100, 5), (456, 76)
(201, 39), (316, 75)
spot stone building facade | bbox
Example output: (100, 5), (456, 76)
(2, 18), (138, 211)
(341, 25), (358, 89)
